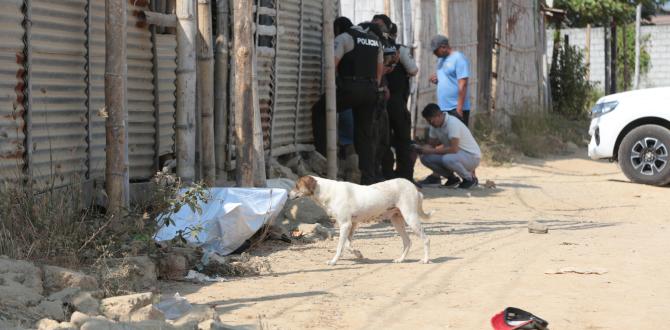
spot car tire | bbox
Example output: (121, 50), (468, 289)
(618, 124), (670, 186)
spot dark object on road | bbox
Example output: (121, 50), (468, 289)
(491, 307), (549, 330)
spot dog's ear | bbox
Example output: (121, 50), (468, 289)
(298, 176), (317, 195)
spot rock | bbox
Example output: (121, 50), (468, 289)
(129, 320), (179, 330)
(70, 311), (108, 327)
(80, 319), (122, 330)
(56, 322), (78, 330)
(266, 178), (297, 191)
(43, 265), (99, 294)
(71, 291), (100, 314)
(100, 292), (155, 321)
(0, 281), (45, 306)
(294, 223), (333, 241)
(0, 256), (43, 294)
(267, 158), (299, 181)
(198, 319), (231, 330)
(47, 287), (100, 314)
(102, 256), (158, 293)
(35, 299), (65, 321)
(168, 305), (216, 328)
(304, 151), (328, 176)
(36, 318), (60, 330)
(158, 253), (188, 281)
(48, 287), (81, 302)
(128, 305), (165, 322)
(566, 141), (580, 153)
(170, 247), (202, 270)
(528, 221), (549, 234)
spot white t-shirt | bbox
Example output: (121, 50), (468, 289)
(429, 114), (481, 157)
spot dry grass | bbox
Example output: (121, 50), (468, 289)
(474, 110), (590, 165)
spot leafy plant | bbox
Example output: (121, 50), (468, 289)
(550, 33), (595, 120)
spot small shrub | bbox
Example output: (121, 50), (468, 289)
(550, 33), (594, 120)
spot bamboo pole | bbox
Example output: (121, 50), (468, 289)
(251, 53), (267, 187)
(440, 0), (449, 35)
(232, 0), (254, 187)
(139, 11), (177, 27)
(105, 0), (129, 214)
(214, 0), (230, 180)
(197, 0), (215, 185)
(176, 0), (197, 182)
(634, 4), (642, 90)
(476, 0), (495, 115)
(323, 1), (337, 179)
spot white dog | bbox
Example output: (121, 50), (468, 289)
(289, 176), (433, 265)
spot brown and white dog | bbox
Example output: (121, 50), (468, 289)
(289, 176), (433, 265)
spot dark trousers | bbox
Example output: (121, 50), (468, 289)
(446, 109), (470, 127)
(384, 93), (414, 181)
(312, 81), (378, 184)
(374, 106), (392, 181)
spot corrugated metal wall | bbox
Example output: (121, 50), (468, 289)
(31, 0), (88, 186)
(0, 0), (25, 181)
(127, 1), (156, 179)
(272, 0), (302, 152)
(156, 34), (176, 157)
(89, 0), (106, 180)
(296, 0), (322, 145)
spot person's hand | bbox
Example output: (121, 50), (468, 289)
(429, 74), (438, 84)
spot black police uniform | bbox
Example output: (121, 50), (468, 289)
(383, 46), (414, 181)
(336, 27), (381, 185)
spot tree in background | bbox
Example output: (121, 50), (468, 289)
(616, 24), (652, 90)
(549, 33), (594, 119)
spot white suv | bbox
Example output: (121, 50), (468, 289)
(589, 87), (670, 186)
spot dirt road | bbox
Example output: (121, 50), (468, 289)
(163, 153), (670, 329)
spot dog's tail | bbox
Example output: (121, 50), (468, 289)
(417, 192), (435, 220)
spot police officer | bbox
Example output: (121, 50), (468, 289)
(334, 20), (384, 185)
(374, 19), (419, 183)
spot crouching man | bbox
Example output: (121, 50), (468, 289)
(416, 103), (481, 189)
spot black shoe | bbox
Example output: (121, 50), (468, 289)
(458, 177), (478, 189)
(443, 176), (461, 187)
(418, 175), (441, 185)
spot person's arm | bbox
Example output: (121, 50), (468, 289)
(333, 33), (351, 70)
(376, 46), (384, 85)
(455, 54), (470, 117)
(399, 47), (418, 76)
(456, 78), (468, 117)
(421, 137), (459, 155)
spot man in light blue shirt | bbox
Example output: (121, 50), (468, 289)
(429, 34), (471, 126)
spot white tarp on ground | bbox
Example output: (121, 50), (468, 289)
(155, 188), (288, 255)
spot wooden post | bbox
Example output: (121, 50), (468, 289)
(197, 0), (215, 185)
(610, 18), (617, 94)
(105, 0), (129, 214)
(176, 0), (197, 182)
(440, 0), (449, 35)
(476, 0), (495, 115)
(214, 0), (230, 180)
(384, 0), (391, 15)
(634, 4), (642, 89)
(323, 0), (337, 179)
(232, 0), (254, 187)
(585, 24), (591, 80)
(251, 38), (267, 187)
(604, 24), (610, 94)
(622, 23), (628, 91)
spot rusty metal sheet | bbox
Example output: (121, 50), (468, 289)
(30, 0), (88, 187)
(272, 0), (301, 150)
(89, 0), (156, 181)
(296, 0), (322, 145)
(156, 34), (176, 157)
(0, 0), (25, 181)
(127, 1), (156, 179)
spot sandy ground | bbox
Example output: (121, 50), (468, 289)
(163, 153), (670, 329)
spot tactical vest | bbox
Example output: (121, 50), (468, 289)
(338, 28), (380, 80)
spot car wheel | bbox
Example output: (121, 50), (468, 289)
(618, 124), (670, 186)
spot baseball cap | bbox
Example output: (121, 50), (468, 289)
(430, 34), (449, 52)
(490, 307), (549, 330)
